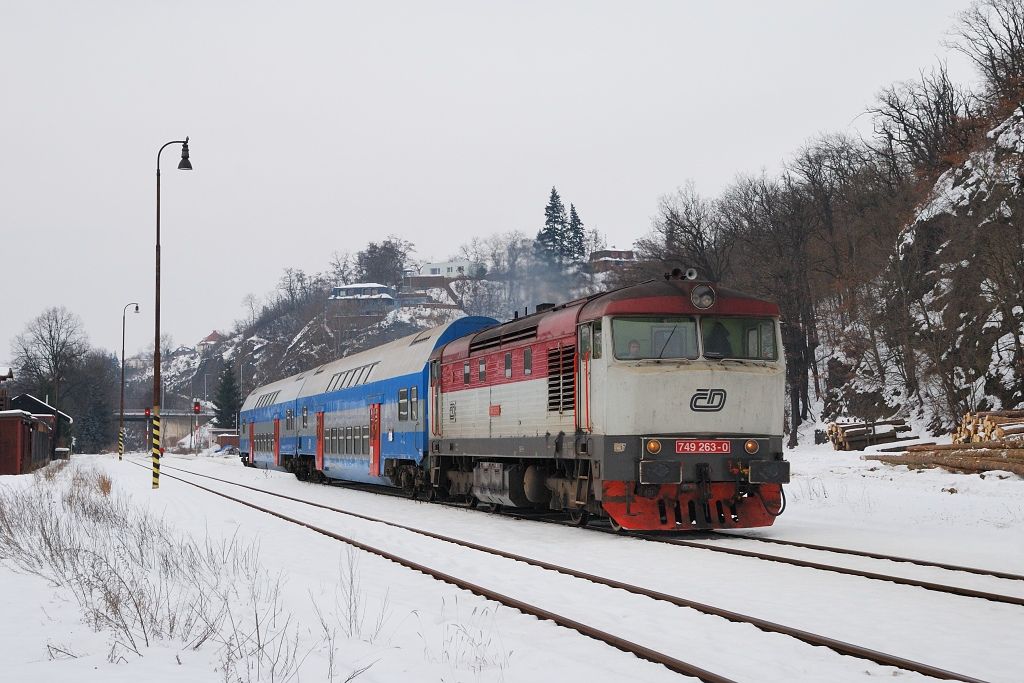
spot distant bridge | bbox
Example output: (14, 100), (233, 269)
(118, 411), (216, 445)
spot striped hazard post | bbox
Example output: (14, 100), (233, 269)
(151, 407), (161, 489)
(118, 428), (125, 460)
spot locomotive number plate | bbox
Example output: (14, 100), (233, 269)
(676, 439), (731, 454)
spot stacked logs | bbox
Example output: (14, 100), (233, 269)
(826, 420), (914, 451)
(952, 410), (1024, 444)
(864, 410), (1024, 475)
(864, 441), (1024, 476)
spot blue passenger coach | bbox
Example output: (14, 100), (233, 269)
(239, 317), (497, 486)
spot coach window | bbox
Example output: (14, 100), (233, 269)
(345, 426), (353, 454)
(302, 406), (308, 428)
(479, 358), (486, 381)
(463, 362), (470, 385)
(504, 352), (512, 379)
(398, 388), (409, 421)
(333, 428), (340, 454)
(410, 386), (419, 420)
(286, 409), (294, 430)
(524, 348), (533, 375)
(362, 426), (370, 454)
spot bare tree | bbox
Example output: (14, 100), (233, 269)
(12, 307), (90, 448)
(635, 182), (733, 282)
(868, 63), (981, 174)
(327, 251), (356, 286)
(949, 0), (1024, 105)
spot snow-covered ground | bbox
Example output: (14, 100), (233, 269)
(1, 443), (1021, 682)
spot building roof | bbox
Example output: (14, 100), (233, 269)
(11, 394), (74, 424)
(0, 367), (13, 380)
(200, 331), (227, 345)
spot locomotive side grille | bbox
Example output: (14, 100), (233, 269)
(546, 344), (576, 413)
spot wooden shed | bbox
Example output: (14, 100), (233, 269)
(0, 410), (52, 475)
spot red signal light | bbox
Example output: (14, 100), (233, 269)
(144, 407), (151, 417)
(193, 401), (201, 414)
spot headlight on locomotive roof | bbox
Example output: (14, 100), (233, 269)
(646, 439), (662, 455)
(691, 284), (715, 309)
(744, 439), (759, 454)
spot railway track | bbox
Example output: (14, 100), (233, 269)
(334, 477), (1023, 593)
(713, 531), (1024, 582)
(131, 458), (995, 682)
(490, 504), (1024, 605)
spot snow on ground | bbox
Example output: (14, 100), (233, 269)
(0, 442), (1022, 682)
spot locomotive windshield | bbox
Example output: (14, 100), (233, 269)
(700, 316), (778, 360)
(612, 316), (699, 359)
(612, 316), (779, 361)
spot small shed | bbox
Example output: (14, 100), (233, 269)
(0, 410), (52, 475)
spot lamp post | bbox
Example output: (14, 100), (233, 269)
(152, 137), (192, 489)
(119, 302), (139, 460)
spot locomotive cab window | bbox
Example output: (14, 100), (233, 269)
(579, 323), (602, 359)
(463, 362), (471, 385)
(524, 348), (532, 375)
(612, 316), (698, 360)
(504, 352), (512, 378)
(478, 358), (486, 381)
(579, 325), (592, 358)
(700, 317), (778, 360)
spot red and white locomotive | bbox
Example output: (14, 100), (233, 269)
(426, 271), (790, 530)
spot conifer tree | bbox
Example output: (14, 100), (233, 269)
(566, 203), (586, 262)
(214, 362), (243, 429)
(535, 186), (568, 264)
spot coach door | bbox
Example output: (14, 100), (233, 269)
(430, 360), (442, 437)
(368, 403), (382, 477)
(315, 411), (325, 472)
(273, 418), (281, 466)
(248, 423), (256, 464)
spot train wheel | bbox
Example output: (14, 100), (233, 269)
(568, 509), (589, 527)
(607, 516), (624, 533)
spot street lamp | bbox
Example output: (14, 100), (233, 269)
(119, 302), (139, 460)
(152, 137), (192, 489)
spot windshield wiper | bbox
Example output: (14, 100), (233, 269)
(657, 325), (678, 358)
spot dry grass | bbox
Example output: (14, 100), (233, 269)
(96, 473), (112, 497)
(0, 462), (312, 679)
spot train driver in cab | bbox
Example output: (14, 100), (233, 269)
(622, 339), (644, 359)
(704, 321), (733, 357)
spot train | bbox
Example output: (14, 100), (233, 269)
(239, 271), (790, 530)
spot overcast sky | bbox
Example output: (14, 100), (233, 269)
(1, 0), (979, 363)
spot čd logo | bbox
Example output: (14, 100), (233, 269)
(690, 388), (726, 412)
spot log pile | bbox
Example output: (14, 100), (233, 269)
(864, 443), (1024, 476)
(952, 410), (1024, 444)
(864, 412), (1024, 475)
(826, 420), (915, 451)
